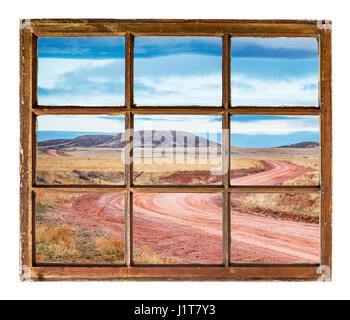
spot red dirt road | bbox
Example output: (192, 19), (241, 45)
(57, 160), (319, 264)
(231, 160), (309, 185)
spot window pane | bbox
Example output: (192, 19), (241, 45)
(231, 37), (319, 106)
(35, 192), (125, 264)
(133, 193), (222, 264)
(134, 37), (222, 106)
(133, 115), (222, 185)
(231, 115), (320, 186)
(36, 115), (125, 185)
(38, 37), (125, 106)
(231, 193), (320, 263)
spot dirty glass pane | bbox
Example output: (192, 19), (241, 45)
(35, 192), (125, 264)
(133, 193), (222, 264)
(230, 115), (320, 186)
(231, 37), (319, 106)
(231, 193), (320, 263)
(134, 37), (222, 106)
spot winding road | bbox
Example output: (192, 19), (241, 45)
(231, 159), (309, 185)
(59, 160), (319, 264)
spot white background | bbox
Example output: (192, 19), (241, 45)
(0, 0), (349, 300)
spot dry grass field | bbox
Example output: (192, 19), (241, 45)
(37, 145), (319, 186)
(134, 147), (222, 184)
(231, 193), (320, 223)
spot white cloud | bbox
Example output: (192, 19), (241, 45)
(231, 117), (319, 135)
(231, 74), (318, 106)
(135, 74), (221, 106)
(232, 37), (318, 51)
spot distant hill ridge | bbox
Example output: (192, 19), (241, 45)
(38, 131), (221, 149)
(277, 141), (320, 148)
(38, 132), (320, 149)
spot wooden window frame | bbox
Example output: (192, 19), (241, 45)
(20, 19), (332, 281)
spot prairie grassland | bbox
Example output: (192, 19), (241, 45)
(134, 148), (222, 184)
(231, 193), (320, 223)
(133, 147), (221, 172)
(133, 246), (179, 264)
(36, 223), (175, 264)
(35, 192), (175, 264)
(230, 158), (265, 170)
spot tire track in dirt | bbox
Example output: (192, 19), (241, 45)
(60, 159), (319, 264)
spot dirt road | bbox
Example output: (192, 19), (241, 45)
(45, 149), (60, 157)
(231, 160), (309, 185)
(58, 159), (319, 264)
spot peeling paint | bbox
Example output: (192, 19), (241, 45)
(317, 265), (331, 282)
(20, 19), (31, 30)
(317, 20), (332, 30)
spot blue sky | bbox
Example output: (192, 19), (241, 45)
(37, 115), (319, 148)
(231, 37), (319, 106)
(38, 36), (319, 107)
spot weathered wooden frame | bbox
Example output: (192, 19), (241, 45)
(20, 19), (332, 281)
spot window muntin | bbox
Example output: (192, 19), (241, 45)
(34, 37), (323, 266)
